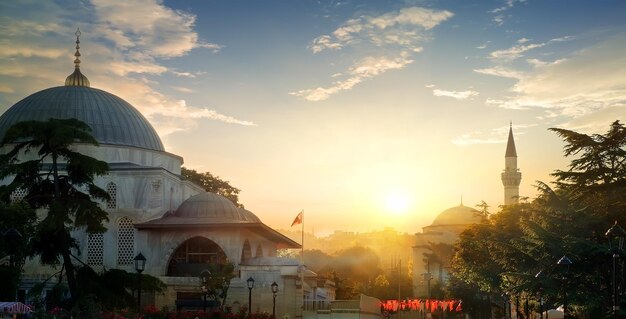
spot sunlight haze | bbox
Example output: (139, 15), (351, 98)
(1, 0), (625, 235)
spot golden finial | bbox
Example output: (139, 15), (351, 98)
(74, 27), (82, 69)
(65, 27), (90, 87)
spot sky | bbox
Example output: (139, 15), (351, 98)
(1, 0), (625, 235)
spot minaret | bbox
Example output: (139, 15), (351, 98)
(501, 122), (522, 205)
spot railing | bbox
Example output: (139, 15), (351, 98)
(303, 300), (361, 311)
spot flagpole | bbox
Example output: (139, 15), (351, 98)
(301, 210), (304, 317)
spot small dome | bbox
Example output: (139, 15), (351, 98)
(431, 204), (483, 226)
(174, 192), (260, 223)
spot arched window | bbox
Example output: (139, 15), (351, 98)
(87, 232), (104, 266)
(167, 237), (228, 277)
(106, 182), (117, 209)
(255, 244), (263, 258)
(241, 240), (251, 262)
(117, 217), (135, 265)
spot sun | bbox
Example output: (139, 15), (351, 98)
(384, 190), (411, 215)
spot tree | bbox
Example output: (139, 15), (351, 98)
(0, 118), (110, 304)
(199, 262), (236, 311)
(181, 167), (243, 207)
(449, 121), (626, 318)
(0, 201), (36, 301)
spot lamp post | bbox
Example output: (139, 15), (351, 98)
(606, 221), (626, 319)
(247, 277), (255, 318)
(271, 282), (278, 319)
(201, 269), (211, 313)
(134, 253), (146, 319)
(535, 270), (544, 319)
(557, 255), (572, 319)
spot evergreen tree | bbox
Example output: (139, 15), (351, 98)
(0, 118), (110, 303)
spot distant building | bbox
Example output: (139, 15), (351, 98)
(411, 204), (483, 297)
(411, 124), (522, 296)
(0, 31), (335, 316)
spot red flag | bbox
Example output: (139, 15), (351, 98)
(291, 210), (303, 227)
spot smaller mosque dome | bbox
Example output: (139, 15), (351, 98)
(431, 204), (483, 226)
(174, 192), (260, 223)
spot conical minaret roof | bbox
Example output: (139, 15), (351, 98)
(505, 122), (517, 157)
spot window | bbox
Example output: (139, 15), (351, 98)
(241, 240), (251, 262)
(87, 232), (104, 266)
(106, 182), (117, 209)
(10, 188), (27, 203)
(117, 217), (135, 265)
(167, 237), (228, 277)
(255, 244), (263, 258)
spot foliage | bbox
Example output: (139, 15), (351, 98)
(181, 167), (242, 207)
(199, 262), (236, 311)
(448, 121), (626, 318)
(0, 118), (110, 304)
(34, 305), (275, 319)
(0, 201), (36, 300)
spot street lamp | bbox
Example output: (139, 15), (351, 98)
(247, 277), (255, 318)
(201, 269), (211, 313)
(606, 221), (626, 319)
(134, 253), (146, 319)
(535, 270), (544, 319)
(271, 282), (278, 319)
(557, 255), (572, 319)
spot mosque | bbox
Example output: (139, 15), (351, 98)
(411, 124), (522, 296)
(0, 31), (335, 316)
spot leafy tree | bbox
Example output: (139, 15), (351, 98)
(449, 121), (626, 318)
(199, 262), (236, 311)
(0, 118), (110, 303)
(181, 167), (243, 207)
(0, 201), (36, 301)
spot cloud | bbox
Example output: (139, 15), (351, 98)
(290, 54), (414, 101)
(452, 123), (534, 146)
(474, 66), (523, 79)
(310, 7), (453, 54)
(489, 36), (573, 61)
(172, 86), (194, 93)
(0, 0), (253, 134)
(295, 6), (453, 101)
(432, 88), (479, 100)
(484, 35), (626, 126)
(490, 0), (525, 25)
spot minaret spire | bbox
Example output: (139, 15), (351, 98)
(65, 27), (90, 87)
(501, 122), (522, 205)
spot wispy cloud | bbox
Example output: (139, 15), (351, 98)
(292, 6), (453, 101)
(0, 0), (252, 135)
(432, 88), (479, 100)
(490, 0), (525, 25)
(489, 36), (572, 61)
(453, 123), (534, 146)
(483, 35), (626, 130)
(290, 54), (414, 101)
(474, 66), (523, 79)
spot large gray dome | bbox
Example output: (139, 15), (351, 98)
(0, 86), (164, 152)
